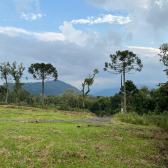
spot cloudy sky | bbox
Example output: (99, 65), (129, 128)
(0, 0), (168, 94)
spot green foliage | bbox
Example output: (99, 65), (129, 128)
(104, 50), (143, 74)
(28, 63), (58, 81)
(0, 85), (7, 102)
(110, 93), (121, 111)
(115, 112), (168, 130)
(0, 102), (6, 105)
(57, 104), (70, 111)
(157, 120), (160, 127)
(148, 110), (153, 116)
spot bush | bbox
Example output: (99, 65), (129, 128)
(57, 104), (70, 111)
(161, 110), (168, 116)
(114, 111), (168, 131)
(157, 120), (160, 127)
(148, 110), (153, 116)
(154, 106), (161, 115)
(0, 102), (7, 105)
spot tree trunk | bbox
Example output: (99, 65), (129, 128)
(5, 79), (8, 104)
(123, 70), (127, 113)
(42, 78), (44, 108)
(16, 94), (18, 106)
(82, 84), (85, 112)
(83, 97), (85, 112)
(121, 74), (123, 114)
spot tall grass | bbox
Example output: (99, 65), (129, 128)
(114, 111), (168, 131)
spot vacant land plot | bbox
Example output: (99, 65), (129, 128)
(0, 106), (168, 168)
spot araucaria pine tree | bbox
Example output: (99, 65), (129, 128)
(104, 50), (143, 113)
(28, 63), (58, 108)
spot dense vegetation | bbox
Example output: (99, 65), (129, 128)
(1, 80), (168, 117)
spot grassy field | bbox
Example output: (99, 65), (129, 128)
(0, 106), (168, 168)
(0, 105), (95, 122)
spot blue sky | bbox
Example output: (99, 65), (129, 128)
(0, 0), (168, 94)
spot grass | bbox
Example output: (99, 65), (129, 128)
(0, 106), (168, 167)
(0, 105), (95, 122)
(114, 112), (168, 131)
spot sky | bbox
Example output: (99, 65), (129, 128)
(0, 0), (168, 94)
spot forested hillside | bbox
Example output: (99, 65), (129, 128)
(5, 80), (83, 96)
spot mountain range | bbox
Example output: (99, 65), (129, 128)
(4, 80), (159, 98)
(92, 84), (159, 97)
(5, 80), (83, 97)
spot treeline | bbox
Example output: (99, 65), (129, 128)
(0, 45), (168, 116)
(0, 80), (168, 116)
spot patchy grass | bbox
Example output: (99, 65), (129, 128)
(0, 105), (96, 122)
(0, 107), (168, 167)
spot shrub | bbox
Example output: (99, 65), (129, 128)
(161, 110), (168, 116)
(0, 102), (7, 105)
(57, 104), (70, 111)
(157, 120), (160, 127)
(148, 110), (153, 116)
(114, 111), (168, 130)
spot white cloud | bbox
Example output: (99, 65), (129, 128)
(59, 21), (89, 46)
(33, 32), (65, 41)
(71, 14), (131, 25)
(0, 26), (65, 41)
(20, 12), (43, 21)
(125, 46), (160, 57)
(87, 0), (168, 39)
(0, 27), (31, 37)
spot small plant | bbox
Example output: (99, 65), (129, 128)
(157, 120), (160, 127)
(148, 110), (153, 116)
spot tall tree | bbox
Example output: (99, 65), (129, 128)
(82, 69), (99, 112)
(9, 61), (25, 105)
(158, 43), (168, 77)
(119, 80), (138, 106)
(104, 50), (143, 113)
(28, 63), (58, 108)
(0, 85), (7, 102)
(120, 74), (123, 114)
(0, 62), (12, 104)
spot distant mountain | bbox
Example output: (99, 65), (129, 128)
(93, 84), (159, 97)
(5, 80), (83, 96)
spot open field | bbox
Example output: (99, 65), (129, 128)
(0, 106), (168, 168)
(0, 105), (96, 122)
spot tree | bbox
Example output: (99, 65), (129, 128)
(110, 93), (121, 114)
(153, 82), (168, 112)
(0, 85), (7, 102)
(62, 88), (79, 108)
(9, 61), (25, 105)
(156, 43), (168, 86)
(120, 74), (123, 114)
(119, 80), (138, 106)
(0, 62), (12, 104)
(28, 63), (58, 108)
(82, 69), (99, 112)
(104, 50), (143, 113)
